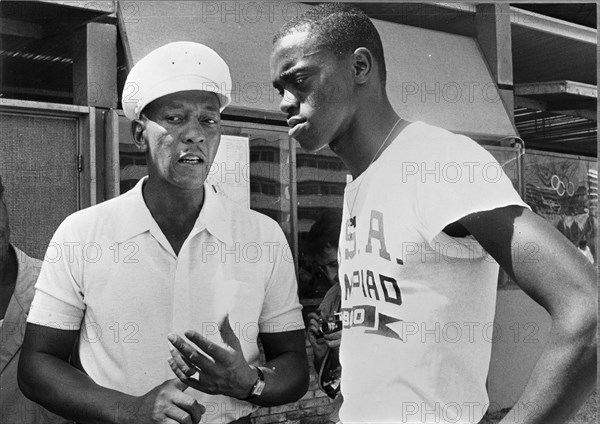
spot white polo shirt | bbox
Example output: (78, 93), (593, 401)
(28, 177), (303, 423)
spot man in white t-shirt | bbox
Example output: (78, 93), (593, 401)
(18, 42), (308, 424)
(270, 4), (596, 424)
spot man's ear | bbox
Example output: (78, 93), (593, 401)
(131, 119), (148, 151)
(352, 47), (374, 85)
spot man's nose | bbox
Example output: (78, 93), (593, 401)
(182, 120), (206, 144)
(279, 90), (299, 115)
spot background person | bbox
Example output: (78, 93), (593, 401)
(0, 174), (71, 424)
(303, 211), (343, 423)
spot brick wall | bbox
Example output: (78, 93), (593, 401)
(250, 337), (336, 424)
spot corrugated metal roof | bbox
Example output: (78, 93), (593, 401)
(515, 107), (596, 156)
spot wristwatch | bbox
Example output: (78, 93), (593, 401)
(245, 365), (265, 399)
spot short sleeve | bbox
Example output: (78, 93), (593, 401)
(258, 227), (304, 333)
(27, 217), (85, 329)
(415, 133), (529, 246)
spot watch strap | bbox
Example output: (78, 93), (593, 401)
(245, 365), (265, 400)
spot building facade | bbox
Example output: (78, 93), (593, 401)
(1, 2), (596, 423)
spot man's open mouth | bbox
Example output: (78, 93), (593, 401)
(178, 153), (203, 164)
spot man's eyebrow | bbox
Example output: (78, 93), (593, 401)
(203, 102), (220, 112)
(162, 100), (219, 112)
(272, 65), (294, 88)
(274, 64), (317, 87)
(163, 102), (184, 109)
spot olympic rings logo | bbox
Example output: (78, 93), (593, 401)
(550, 174), (575, 197)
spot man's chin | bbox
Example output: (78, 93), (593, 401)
(298, 138), (329, 154)
(168, 176), (206, 191)
(179, 181), (206, 191)
(171, 169), (210, 189)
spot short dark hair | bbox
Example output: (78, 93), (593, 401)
(274, 3), (387, 85)
(303, 210), (343, 256)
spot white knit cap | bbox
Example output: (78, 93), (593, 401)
(122, 41), (232, 120)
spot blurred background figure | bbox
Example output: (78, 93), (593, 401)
(578, 239), (594, 264)
(0, 174), (70, 424)
(303, 211), (343, 423)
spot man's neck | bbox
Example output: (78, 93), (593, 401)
(141, 178), (205, 255)
(331, 99), (403, 179)
(142, 178), (205, 222)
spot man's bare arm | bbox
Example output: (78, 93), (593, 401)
(258, 329), (310, 405)
(460, 205), (597, 424)
(18, 323), (204, 424)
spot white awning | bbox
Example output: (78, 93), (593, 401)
(118, 1), (517, 141)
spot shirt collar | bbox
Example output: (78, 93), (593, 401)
(198, 183), (234, 246)
(114, 177), (156, 244)
(115, 177), (234, 246)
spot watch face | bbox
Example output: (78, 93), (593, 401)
(250, 367), (266, 397)
(253, 379), (265, 396)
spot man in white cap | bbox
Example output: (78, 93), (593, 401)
(18, 41), (308, 424)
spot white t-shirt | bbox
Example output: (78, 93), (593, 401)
(28, 177), (304, 423)
(338, 122), (528, 424)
